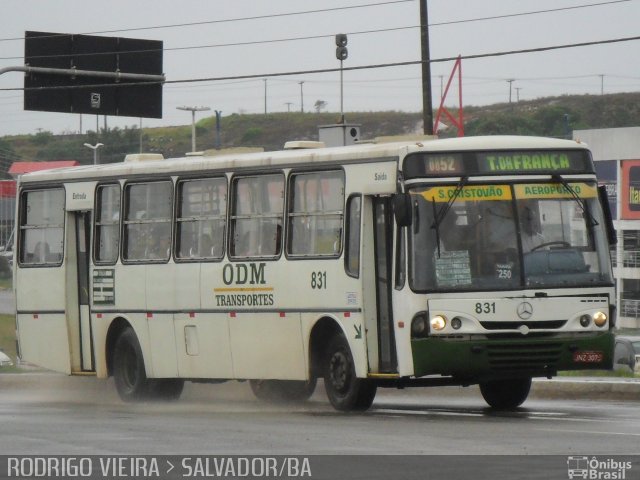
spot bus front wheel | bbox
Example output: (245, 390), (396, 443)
(323, 334), (377, 411)
(479, 377), (532, 410)
(113, 327), (151, 402)
(249, 379), (317, 403)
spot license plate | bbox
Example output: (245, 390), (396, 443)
(573, 351), (604, 363)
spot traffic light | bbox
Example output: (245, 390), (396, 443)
(335, 34), (348, 61)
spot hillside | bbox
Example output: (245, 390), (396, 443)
(1, 91), (639, 171)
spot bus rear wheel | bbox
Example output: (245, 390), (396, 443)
(249, 379), (317, 403)
(323, 334), (377, 411)
(113, 327), (150, 402)
(479, 377), (532, 410)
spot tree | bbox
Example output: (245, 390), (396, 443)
(314, 100), (328, 113)
(32, 130), (53, 146)
(0, 139), (18, 178)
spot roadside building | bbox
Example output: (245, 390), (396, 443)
(574, 127), (640, 328)
(1, 160), (79, 250)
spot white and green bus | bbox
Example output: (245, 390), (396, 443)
(14, 135), (616, 411)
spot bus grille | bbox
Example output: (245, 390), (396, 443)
(480, 320), (566, 331)
(486, 342), (563, 372)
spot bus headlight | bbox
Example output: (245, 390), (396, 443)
(430, 315), (447, 331)
(411, 312), (429, 338)
(593, 311), (608, 327)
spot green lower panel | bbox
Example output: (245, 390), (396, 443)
(411, 332), (614, 381)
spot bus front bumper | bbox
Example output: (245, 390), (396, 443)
(411, 332), (614, 382)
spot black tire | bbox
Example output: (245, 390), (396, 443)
(323, 334), (377, 412)
(480, 377), (532, 410)
(148, 379), (185, 401)
(249, 378), (317, 403)
(113, 327), (151, 402)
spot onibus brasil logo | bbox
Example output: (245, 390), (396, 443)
(567, 456), (633, 479)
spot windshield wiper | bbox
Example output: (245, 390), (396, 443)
(551, 174), (599, 227)
(431, 176), (468, 257)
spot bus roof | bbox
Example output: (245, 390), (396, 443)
(18, 135), (589, 184)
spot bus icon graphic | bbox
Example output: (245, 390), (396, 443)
(567, 456), (589, 479)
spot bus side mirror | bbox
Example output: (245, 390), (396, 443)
(393, 193), (412, 227)
(598, 185), (617, 245)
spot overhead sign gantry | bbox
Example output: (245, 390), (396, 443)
(18, 31), (164, 119)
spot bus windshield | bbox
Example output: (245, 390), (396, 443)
(408, 181), (613, 291)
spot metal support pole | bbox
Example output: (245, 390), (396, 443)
(0, 65), (165, 82)
(177, 106), (210, 153)
(264, 79), (267, 115)
(84, 142), (104, 165)
(299, 81), (305, 113)
(340, 60), (344, 123)
(420, 0), (434, 135)
(190, 110), (196, 152)
(215, 110), (222, 149)
(507, 79), (515, 103)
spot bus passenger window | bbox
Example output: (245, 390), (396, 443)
(176, 177), (227, 261)
(345, 195), (361, 277)
(287, 170), (345, 258)
(230, 174), (284, 259)
(19, 188), (65, 267)
(95, 184), (121, 264)
(123, 181), (172, 262)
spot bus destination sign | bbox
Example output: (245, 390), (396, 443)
(478, 151), (586, 173)
(422, 154), (464, 175)
(403, 150), (594, 179)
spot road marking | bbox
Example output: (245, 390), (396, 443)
(529, 415), (614, 424)
(375, 408), (484, 418)
(372, 407), (626, 425)
(536, 428), (640, 437)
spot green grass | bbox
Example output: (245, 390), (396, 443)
(0, 313), (16, 358)
(0, 277), (12, 290)
(0, 313), (18, 371)
(0, 278), (13, 368)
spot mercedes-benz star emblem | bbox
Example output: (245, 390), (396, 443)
(516, 301), (533, 320)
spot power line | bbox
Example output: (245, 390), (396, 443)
(609, 74), (640, 80)
(0, 0), (416, 43)
(5, 34), (638, 92)
(0, 1), (630, 62)
(0, 26), (418, 62)
(194, 75), (534, 88)
(430, 0), (631, 27)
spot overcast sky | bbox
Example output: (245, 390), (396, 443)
(0, 0), (639, 136)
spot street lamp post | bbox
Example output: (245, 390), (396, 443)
(83, 142), (104, 165)
(177, 106), (211, 152)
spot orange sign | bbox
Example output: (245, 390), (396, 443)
(621, 160), (640, 219)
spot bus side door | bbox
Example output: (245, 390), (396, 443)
(72, 211), (94, 371)
(362, 196), (397, 374)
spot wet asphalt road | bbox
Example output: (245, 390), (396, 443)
(0, 373), (638, 456)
